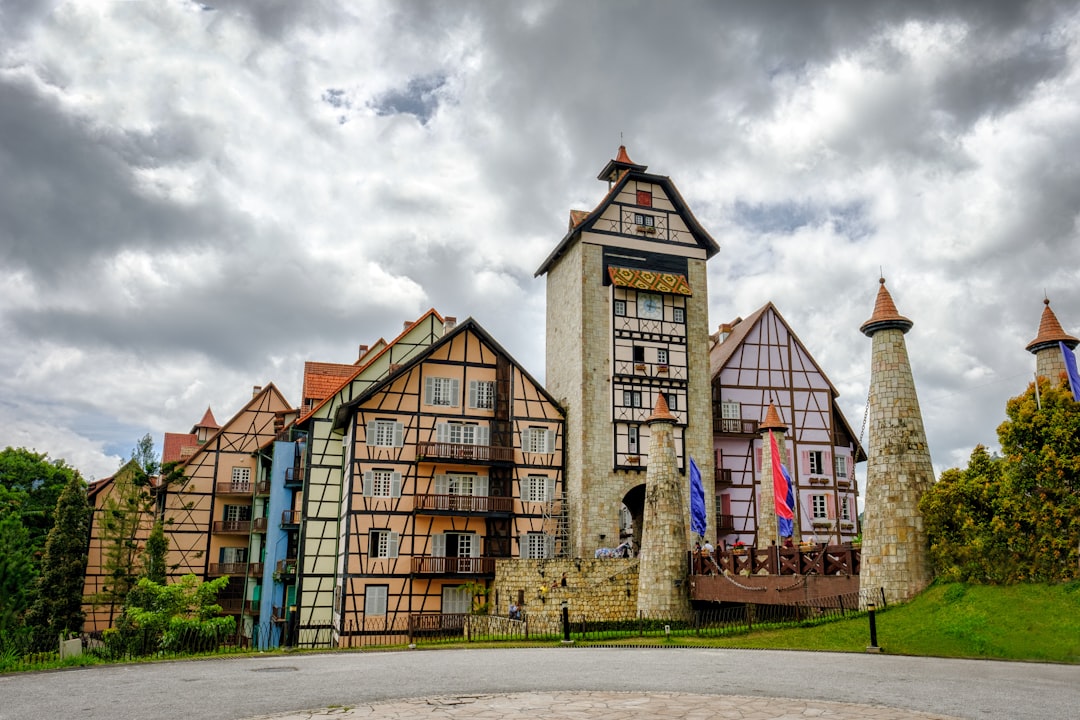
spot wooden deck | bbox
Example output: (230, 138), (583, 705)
(690, 544), (861, 605)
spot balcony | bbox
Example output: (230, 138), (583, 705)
(414, 494), (513, 515)
(252, 517), (268, 533)
(713, 417), (759, 435)
(208, 562), (263, 577)
(716, 513), (735, 533)
(284, 467), (303, 489)
(281, 510), (301, 528)
(411, 556), (496, 576)
(213, 520), (251, 534)
(416, 442), (514, 464)
(255, 479), (271, 496)
(275, 558), (297, 578)
(216, 482), (253, 496)
(219, 599), (260, 615)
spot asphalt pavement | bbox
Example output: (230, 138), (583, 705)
(1, 647), (1077, 720)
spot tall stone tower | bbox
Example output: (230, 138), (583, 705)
(858, 278), (934, 603)
(1025, 298), (1078, 386)
(756, 403), (795, 546)
(536, 147), (719, 557)
(636, 394), (692, 618)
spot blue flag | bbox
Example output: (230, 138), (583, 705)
(778, 464), (795, 537)
(689, 456), (707, 537)
(1062, 342), (1080, 402)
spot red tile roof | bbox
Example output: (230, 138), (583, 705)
(860, 277), (913, 336)
(615, 144), (635, 165)
(646, 393), (676, 423)
(162, 432), (199, 464)
(758, 403), (788, 432)
(1025, 298), (1078, 352)
(192, 407), (219, 432)
(302, 361), (360, 407)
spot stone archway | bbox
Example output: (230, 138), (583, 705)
(620, 484), (646, 554)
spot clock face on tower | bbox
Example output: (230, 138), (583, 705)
(638, 292), (662, 320)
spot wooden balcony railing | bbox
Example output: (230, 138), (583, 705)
(219, 599), (260, 615)
(715, 513), (735, 533)
(712, 418), (759, 435)
(208, 562), (263, 577)
(275, 558), (297, 577)
(693, 544), (860, 577)
(416, 442), (514, 463)
(414, 494), (513, 514)
(213, 520), (251, 534)
(284, 467), (303, 488)
(281, 510), (301, 527)
(411, 556), (497, 576)
(215, 482), (253, 495)
(255, 480), (271, 495)
(252, 517), (268, 533)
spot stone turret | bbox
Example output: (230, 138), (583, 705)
(756, 403), (796, 546)
(1025, 298), (1078, 386)
(858, 278), (934, 603)
(636, 394), (691, 618)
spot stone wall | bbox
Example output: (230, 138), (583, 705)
(491, 558), (639, 623)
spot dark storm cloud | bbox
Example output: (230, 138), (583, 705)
(0, 75), (229, 282)
(369, 74), (447, 125)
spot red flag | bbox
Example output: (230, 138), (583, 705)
(770, 431), (794, 522)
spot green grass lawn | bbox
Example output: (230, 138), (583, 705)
(591, 581), (1080, 663)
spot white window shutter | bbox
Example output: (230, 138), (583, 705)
(518, 533), (527, 558)
(435, 474), (449, 494)
(520, 427), (532, 451)
(424, 377), (434, 405)
(436, 423), (450, 444)
(477, 425), (489, 446)
(392, 422), (404, 447)
(363, 470), (373, 496)
(388, 532), (399, 558)
(470, 534), (480, 558)
(468, 380), (478, 408)
(390, 472), (402, 498)
(432, 533), (446, 557)
(474, 475), (488, 497)
(545, 429), (555, 454)
(544, 534), (555, 558)
(450, 378), (460, 407)
(366, 421), (377, 446)
(545, 477), (555, 502)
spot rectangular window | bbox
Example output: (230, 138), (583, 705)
(661, 392), (677, 411)
(442, 585), (472, 615)
(425, 377), (460, 407)
(369, 530), (399, 559)
(223, 504), (252, 522)
(613, 299), (626, 317)
(627, 425), (639, 454)
(657, 348), (668, 365)
(811, 495), (828, 520)
(636, 189), (652, 207)
(435, 473), (488, 496)
(362, 469), (402, 498)
(367, 420), (404, 447)
(840, 496), (851, 521)
(520, 532), (554, 559)
(672, 307), (685, 323)
(434, 532), (478, 558)
(522, 475), (554, 503)
(522, 427), (555, 454)
(633, 213), (655, 227)
(437, 421), (489, 446)
(835, 454), (848, 479)
(230, 467), (251, 490)
(469, 380), (495, 410)
(633, 345), (645, 362)
(809, 451), (824, 475)
(220, 546), (247, 564)
(364, 586), (388, 616)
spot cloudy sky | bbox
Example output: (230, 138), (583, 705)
(2, 0), (1079, 482)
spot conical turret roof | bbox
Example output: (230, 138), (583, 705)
(758, 403), (788, 432)
(1025, 298), (1078, 353)
(646, 393), (676, 424)
(860, 277), (913, 336)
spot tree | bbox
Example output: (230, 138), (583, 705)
(142, 520), (168, 585)
(23, 471), (90, 649)
(921, 379), (1080, 583)
(0, 512), (35, 638)
(0, 447), (80, 567)
(96, 460), (155, 624)
(128, 433), (160, 478)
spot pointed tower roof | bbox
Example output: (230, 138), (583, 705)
(645, 393), (677, 424)
(192, 407), (219, 432)
(860, 277), (913, 336)
(596, 144), (648, 183)
(1025, 298), (1078, 353)
(758, 403), (788, 433)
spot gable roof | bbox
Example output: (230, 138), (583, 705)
(535, 147), (720, 277)
(176, 383), (293, 470)
(297, 308), (446, 425)
(162, 432), (199, 465)
(334, 316), (564, 429)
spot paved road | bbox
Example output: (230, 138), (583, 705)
(2, 648), (1077, 720)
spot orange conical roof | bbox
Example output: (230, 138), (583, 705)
(646, 393), (677, 424)
(193, 406), (219, 430)
(860, 277), (913, 336)
(615, 144), (635, 165)
(758, 403), (788, 432)
(1025, 298), (1078, 353)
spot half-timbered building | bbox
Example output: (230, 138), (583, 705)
(710, 302), (865, 548)
(319, 317), (564, 644)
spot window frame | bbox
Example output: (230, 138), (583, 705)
(367, 420), (404, 448)
(425, 377), (460, 407)
(468, 379), (495, 410)
(672, 307), (685, 323)
(364, 585), (388, 616)
(369, 529), (399, 559)
(811, 494), (828, 520)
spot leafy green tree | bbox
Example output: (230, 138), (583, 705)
(141, 520), (168, 585)
(921, 379), (1080, 583)
(96, 460), (155, 624)
(0, 512), (35, 637)
(0, 447), (80, 567)
(104, 574), (234, 657)
(128, 433), (160, 478)
(23, 471), (90, 649)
